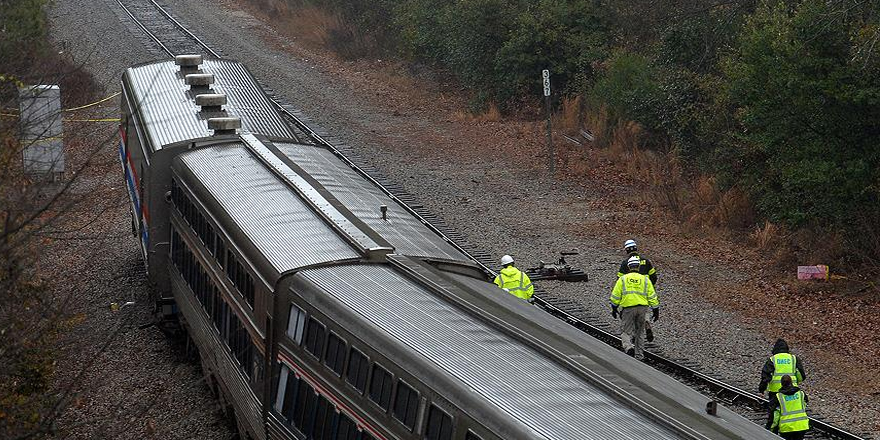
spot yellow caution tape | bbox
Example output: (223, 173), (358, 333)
(2, 92), (120, 115)
(63, 92), (120, 112)
(21, 136), (63, 144)
(0, 74), (25, 88)
(64, 118), (121, 122)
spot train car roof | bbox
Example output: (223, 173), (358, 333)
(273, 142), (463, 261)
(434, 263), (781, 440)
(174, 141), (360, 280)
(123, 59), (295, 150)
(172, 136), (468, 285)
(297, 263), (686, 440)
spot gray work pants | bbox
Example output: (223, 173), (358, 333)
(620, 305), (648, 358)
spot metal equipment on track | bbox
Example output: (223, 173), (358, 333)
(114, 2), (869, 439)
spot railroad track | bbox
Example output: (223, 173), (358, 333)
(114, 1), (869, 439)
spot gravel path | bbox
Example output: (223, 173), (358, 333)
(46, 2), (233, 439)
(47, 0), (878, 437)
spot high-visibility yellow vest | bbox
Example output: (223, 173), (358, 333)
(493, 266), (534, 300)
(610, 272), (658, 308)
(775, 391), (809, 433)
(768, 353), (799, 392)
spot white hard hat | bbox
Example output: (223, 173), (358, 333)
(627, 255), (641, 269)
(500, 254), (514, 266)
(624, 239), (637, 252)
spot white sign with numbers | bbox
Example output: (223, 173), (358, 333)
(542, 69), (550, 97)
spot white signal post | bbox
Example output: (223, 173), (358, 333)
(542, 69), (554, 174)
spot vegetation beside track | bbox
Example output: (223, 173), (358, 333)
(250, 0), (880, 273)
(1, 0), (99, 437)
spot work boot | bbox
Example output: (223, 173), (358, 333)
(626, 348), (635, 357)
(646, 328), (654, 343)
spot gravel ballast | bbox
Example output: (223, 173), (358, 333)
(47, 0), (878, 437)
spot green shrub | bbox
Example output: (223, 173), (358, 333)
(590, 50), (662, 127)
(722, 0), (880, 228)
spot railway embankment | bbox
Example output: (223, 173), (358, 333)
(42, 0), (879, 437)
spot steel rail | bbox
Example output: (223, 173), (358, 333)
(116, 2), (868, 439)
(146, 0), (220, 58)
(115, 0), (173, 56)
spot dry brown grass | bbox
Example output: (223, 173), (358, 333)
(578, 105), (758, 235)
(452, 101), (502, 122)
(582, 105), (611, 148)
(750, 220), (784, 250)
(557, 96), (581, 134)
(285, 5), (345, 50)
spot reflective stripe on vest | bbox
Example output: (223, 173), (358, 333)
(777, 391), (809, 432)
(615, 274), (651, 307)
(769, 353), (798, 392)
(498, 270), (532, 299)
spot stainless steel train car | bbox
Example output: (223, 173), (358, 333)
(119, 55), (779, 440)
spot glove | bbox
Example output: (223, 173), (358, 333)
(651, 308), (660, 322)
(611, 305), (619, 319)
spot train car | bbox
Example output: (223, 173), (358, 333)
(120, 56), (780, 440)
(118, 54), (297, 317)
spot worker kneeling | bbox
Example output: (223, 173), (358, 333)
(610, 256), (659, 358)
(494, 255), (534, 301)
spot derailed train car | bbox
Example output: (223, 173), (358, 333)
(119, 55), (779, 440)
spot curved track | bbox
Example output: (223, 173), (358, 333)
(112, 1), (868, 439)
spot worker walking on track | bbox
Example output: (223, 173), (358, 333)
(610, 256), (659, 358)
(766, 375), (810, 438)
(494, 255), (534, 301)
(758, 338), (806, 405)
(617, 239), (659, 342)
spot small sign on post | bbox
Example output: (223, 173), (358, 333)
(542, 69), (554, 174)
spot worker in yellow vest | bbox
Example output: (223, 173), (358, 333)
(758, 339), (806, 400)
(616, 239), (659, 342)
(493, 255), (534, 301)
(767, 375), (810, 438)
(610, 256), (659, 358)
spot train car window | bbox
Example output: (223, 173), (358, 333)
(393, 380), (419, 431)
(313, 395), (337, 440)
(220, 301), (230, 342)
(244, 272), (254, 308)
(324, 332), (346, 376)
(424, 405), (453, 440)
(290, 377), (312, 430)
(300, 388), (318, 436)
(278, 366), (299, 421)
(286, 305), (306, 344)
(211, 288), (222, 331)
(464, 432), (483, 440)
(214, 237), (225, 268)
(304, 317), (326, 358)
(225, 249), (236, 282)
(346, 348), (369, 394)
(235, 261), (245, 294)
(368, 364), (393, 411)
(335, 413), (358, 440)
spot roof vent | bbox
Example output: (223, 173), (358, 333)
(208, 117), (241, 135)
(185, 73), (215, 92)
(195, 93), (227, 112)
(175, 54), (203, 72)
